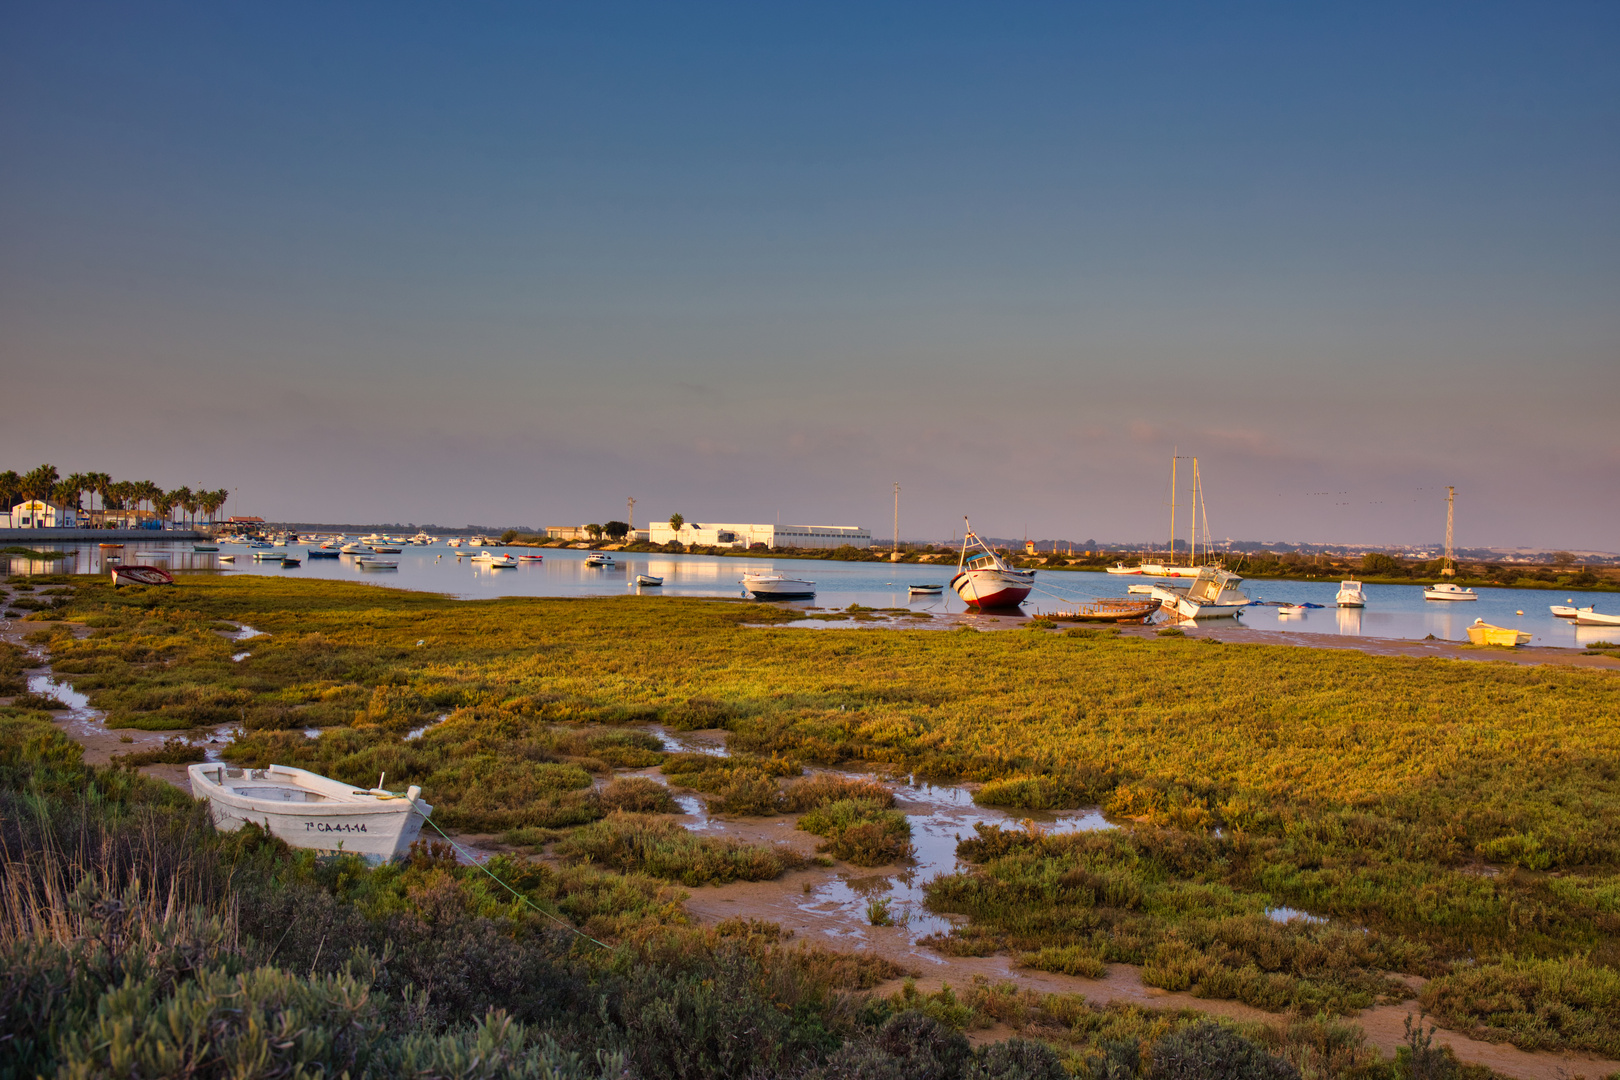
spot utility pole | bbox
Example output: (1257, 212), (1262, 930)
(627, 496), (636, 535)
(892, 482), (900, 555)
(1443, 486), (1456, 577)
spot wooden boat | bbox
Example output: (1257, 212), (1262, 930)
(1423, 582), (1477, 601)
(741, 573), (815, 599)
(187, 764), (432, 863)
(374, 546), (403, 554)
(1466, 619), (1532, 647)
(355, 557), (399, 569)
(280, 557), (302, 567)
(1335, 581), (1366, 607)
(635, 574), (663, 586)
(1573, 610), (1620, 627)
(308, 548), (341, 559)
(1040, 598), (1160, 623)
(950, 519), (1034, 608)
(193, 544), (220, 553)
(111, 565), (174, 586)
(907, 584), (944, 594)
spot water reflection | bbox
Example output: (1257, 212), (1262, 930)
(6, 540), (1616, 648)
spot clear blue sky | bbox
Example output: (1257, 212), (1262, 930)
(3, 2), (1616, 548)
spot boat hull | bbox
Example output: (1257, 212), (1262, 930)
(744, 578), (815, 599)
(111, 565), (174, 586)
(188, 764), (431, 863)
(1573, 611), (1620, 627)
(950, 568), (1034, 608)
(1423, 589), (1477, 601)
(1467, 623), (1532, 646)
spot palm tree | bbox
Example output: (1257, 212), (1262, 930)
(0, 471), (20, 511)
(91, 472), (113, 524)
(61, 473), (90, 523)
(181, 489), (200, 527)
(154, 491), (176, 527)
(20, 464), (59, 503)
(52, 480), (81, 525)
(669, 513), (685, 531)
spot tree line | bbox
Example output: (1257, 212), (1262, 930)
(0, 463), (229, 527)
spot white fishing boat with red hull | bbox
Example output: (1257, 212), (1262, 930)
(950, 519), (1035, 608)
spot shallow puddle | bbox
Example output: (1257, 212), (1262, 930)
(651, 726), (730, 757)
(1265, 905), (1327, 925)
(27, 672), (92, 711)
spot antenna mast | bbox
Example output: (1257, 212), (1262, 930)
(627, 497), (636, 535)
(1443, 486), (1456, 577)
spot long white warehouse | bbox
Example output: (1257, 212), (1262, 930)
(646, 520), (871, 550)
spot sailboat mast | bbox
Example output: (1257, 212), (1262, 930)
(892, 482), (900, 555)
(1168, 451), (1178, 566)
(1444, 486), (1456, 576)
(1189, 458), (1199, 566)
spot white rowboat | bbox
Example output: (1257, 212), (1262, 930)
(636, 574), (663, 586)
(188, 763), (432, 863)
(1573, 610), (1620, 627)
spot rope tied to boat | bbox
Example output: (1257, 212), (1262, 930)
(405, 797), (612, 951)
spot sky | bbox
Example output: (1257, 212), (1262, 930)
(2, 3), (1616, 550)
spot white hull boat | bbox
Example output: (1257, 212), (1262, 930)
(1156, 567), (1249, 619)
(635, 574), (663, 586)
(585, 552), (614, 566)
(252, 550), (285, 561)
(1105, 562), (1204, 578)
(1573, 610), (1620, 627)
(340, 543), (373, 555)
(950, 519), (1034, 608)
(907, 584), (944, 595)
(484, 555), (517, 568)
(355, 557), (399, 569)
(189, 764), (431, 863)
(1551, 603), (1595, 619)
(742, 573), (815, 599)
(1424, 583), (1477, 601)
(1277, 604), (1308, 616)
(1335, 580), (1367, 608)
(111, 565), (174, 586)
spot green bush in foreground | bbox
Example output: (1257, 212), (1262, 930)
(1419, 954), (1620, 1057)
(799, 798), (914, 866)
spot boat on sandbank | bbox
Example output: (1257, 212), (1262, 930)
(950, 519), (1034, 609)
(1466, 619), (1532, 647)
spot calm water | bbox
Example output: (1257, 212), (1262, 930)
(6, 540), (1616, 648)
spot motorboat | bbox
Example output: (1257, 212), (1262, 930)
(252, 550), (286, 562)
(1423, 582), (1477, 601)
(446, 538), (463, 548)
(950, 520), (1035, 608)
(1277, 603), (1308, 616)
(217, 554), (235, 562)
(411, 532), (435, 545)
(1156, 567), (1249, 619)
(193, 544), (220, 553)
(484, 554), (517, 568)
(1125, 582), (1161, 595)
(1551, 601), (1595, 619)
(907, 584), (944, 595)
(1467, 619), (1532, 647)
(585, 552), (614, 566)
(280, 557), (302, 568)
(111, 565), (174, 586)
(1574, 609), (1620, 627)
(518, 554), (544, 562)
(741, 573), (815, 599)
(1335, 581), (1367, 608)
(340, 543), (372, 555)
(635, 574), (664, 586)
(374, 546), (403, 554)
(187, 763), (432, 863)
(355, 557), (399, 570)
(308, 548), (341, 559)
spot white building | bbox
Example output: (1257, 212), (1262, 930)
(646, 520), (870, 550)
(8, 499), (77, 529)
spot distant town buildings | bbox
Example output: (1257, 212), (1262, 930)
(7, 499), (76, 528)
(645, 520), (871, 550)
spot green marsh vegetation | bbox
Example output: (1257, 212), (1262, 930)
(17, 573), (1620, 1062)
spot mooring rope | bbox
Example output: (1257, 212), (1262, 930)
(412, 805), (612, 951)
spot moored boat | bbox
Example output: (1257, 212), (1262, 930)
(1467, 619), (1532, 646)
(1551, 601), (1595, 619)
(484, 554), (517, 568)
(1156, 567), (1249, 619)
(355, 557), (399, 570)
(741, 573), (815, 599)
(1277, 603), (1308, 616)
(280, 557), (302, 567)
(187, 763), (432, 862)
(374, 546), (403, 554)
(1423, 582), (1477, 601)
(193, 544), (220, 553)
(252, 550), (285, 561)
(1335, 580), (1367, 607)
(308, 548), (341, 559)
(585, 551), (614, 566)
(1573, 609), (1620, 627)
(340, 543), (372, 555)
(635, 574), (663, 586)
(519, 554), (544, 562)
(907, 583), (944, 595)
(111, 565), (174, 586)
(950, 519), (1035, 608)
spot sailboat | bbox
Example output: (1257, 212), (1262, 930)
(950, 519), (1035, 608)
(1106, 454), (1231, 580)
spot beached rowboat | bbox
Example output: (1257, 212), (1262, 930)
(1040, 598), (1161, 623)
(1573, 610), (1620, 627)
(188, 763), (432, 863)
(110, 565), (174, 586)
(1466, 620), (1532, 647)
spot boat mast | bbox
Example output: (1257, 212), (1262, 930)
(893, 482), (900, 555)
(1443, 486), (1456, 577)
(1168, 451), (1178, 567)
(1189, 458), (1198, 568)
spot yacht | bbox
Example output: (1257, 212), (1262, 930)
(585, 552), (614, 566)
(1423, 582), (1477, 601)
(741, 573), (815, 599)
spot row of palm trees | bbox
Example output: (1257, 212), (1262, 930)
(1, 464), (230, 528)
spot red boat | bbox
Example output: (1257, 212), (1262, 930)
(111, 565), (174, 586)
(949, 519), (1035, 609)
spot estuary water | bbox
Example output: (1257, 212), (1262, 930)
(5, 539), (1616, 649)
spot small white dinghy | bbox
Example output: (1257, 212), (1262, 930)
(635, 574), (663, 585)
(188, 763), (432, 863)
